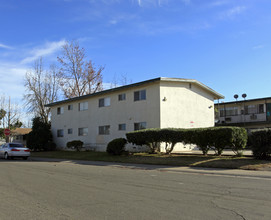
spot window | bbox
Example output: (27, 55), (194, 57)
(134, 90), (146, 101)
(245, 104), (265, 114)
(118, 124), (126, 131)
(99, 125), (110, 135)
(118, 93), (126, 101)
(220, 107), (238, 117)
(259, 104), (264, 113)
(68, 128), (73, 134)
(99, 97), (110, 107)
(68, 104), (73, 110)
(78, 127), (88, 136)
(134, 122), (147, 131)
(79, 102), (88, 111)
(57, 129), (64, 137)
(57, 107), (64, 115)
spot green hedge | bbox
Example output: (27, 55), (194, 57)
(250, 129), (271, 159)
(126, 127), (247, 155)
(106, 138), (127, 155)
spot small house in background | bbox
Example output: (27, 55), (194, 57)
(10, 128), (32, 146)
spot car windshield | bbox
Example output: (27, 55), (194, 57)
(10, 143), (24, 148)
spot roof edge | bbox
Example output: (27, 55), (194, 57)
(46, 77), (224, 107)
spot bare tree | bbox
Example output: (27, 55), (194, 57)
(24, 57), (59, 124)
(0, 95), (21, 128)
(57, 40), (104, 98)
(110, 73), (133, 89)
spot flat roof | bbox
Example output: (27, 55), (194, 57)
(215, 96), (271, 106)
(46, 77), (224, 107)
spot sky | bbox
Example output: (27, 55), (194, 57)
(0, 0), (271, 123)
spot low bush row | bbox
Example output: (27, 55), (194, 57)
(126, 127), (248, 156)
(249, 129), (271, 159)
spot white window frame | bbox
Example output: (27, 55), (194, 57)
(99, 125), (110, 135)
(134, 90), (146, 101)
(118, 123), (126, 131)
(79, 102), (88, 111)
(78, 127), (88, 136)
(99, 97), (111, 107)
(57, 129), (64, 137)
(68, 104), (73, 110)
(134, 122), (147, 131)
(57, 107), (64, 115)
(68, 128), (73, 134)
(118, 93), (126, 101)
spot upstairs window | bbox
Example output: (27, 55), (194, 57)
(245, 104), (265, 115)
(134, 90), (146, 101)
(57, 107), (64, 115)
(99, 97), (110, 107)
(79, 102), (88, 111)
(99, 125), (110, 135)
(134, 122), (146, 131)
(118, 93), (126, 101)
(68, 104), (73, 110)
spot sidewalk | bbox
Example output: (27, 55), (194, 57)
(31, 157), (271, 179)
(176, 149), (253, 156)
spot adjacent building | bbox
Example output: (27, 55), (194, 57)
(46, 77), (224, 151)
(10, 128), (32, 146)
(215, 97), (271, 130)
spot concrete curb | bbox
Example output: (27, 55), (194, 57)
(30, 157), (271, 179)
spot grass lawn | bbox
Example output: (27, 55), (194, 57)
(31, 151), (271, 170)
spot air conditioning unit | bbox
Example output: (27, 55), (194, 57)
(250, 114), (257, 120)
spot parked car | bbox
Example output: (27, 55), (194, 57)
(0, 143), (30, 160)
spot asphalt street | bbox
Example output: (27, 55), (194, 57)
(0, 158), (271, 220)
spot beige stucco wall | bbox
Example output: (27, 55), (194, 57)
(160, 81), (215, 128)
(159, 81), (215, 152)
(51, 82), (161, 151)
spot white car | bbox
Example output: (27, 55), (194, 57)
(0, 143), (30, 160)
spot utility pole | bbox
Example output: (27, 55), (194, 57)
(6, 96), (11, 143)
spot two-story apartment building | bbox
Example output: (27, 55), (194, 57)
(46, 77), (224, 151)
(215, 97), (271, 129)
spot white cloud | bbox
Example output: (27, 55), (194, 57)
(220, 6), (246, 19)
(0, 43), (13, 50)
(0, 64), (27, 105)
(253, 45), (265, 50)
(21, 39), (66, 64)
(209, 0), (229, 7)
(135, 0), (189, 7)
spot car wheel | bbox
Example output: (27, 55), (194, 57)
(4, 153), (9, 160)
(23, 157), (28, 160)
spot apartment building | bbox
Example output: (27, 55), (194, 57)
(46, 77), (224, 151)
(215, 97), (271, 129)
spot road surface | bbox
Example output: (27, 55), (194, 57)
(0, 158), (271, 220)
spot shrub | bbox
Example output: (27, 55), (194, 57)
(250, 129), (271, 159)
(126, 128), (185, 154)
(66, 140), (84, 151)
(126, 126), (247, 156)
(107, 138), (127, 155)
(230, 127), (247, 156)
(126, 128), (162, 153)
(26, 117), (55, 151)
(191, 128), (211, 155)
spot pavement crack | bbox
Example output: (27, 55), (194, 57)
(211, 190), (246, 220)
